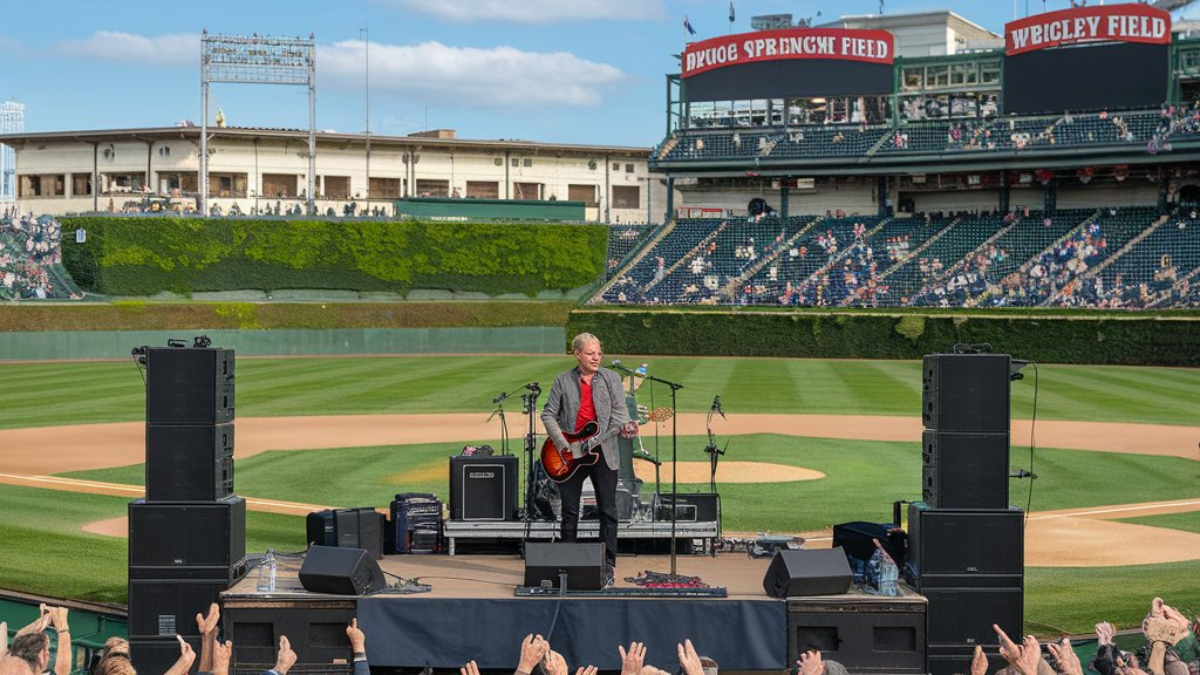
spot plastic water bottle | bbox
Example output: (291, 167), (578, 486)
(636, 363), (648, 377)
(257, 548), (277, 593)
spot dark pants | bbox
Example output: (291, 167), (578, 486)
(557, 457), (618, 567)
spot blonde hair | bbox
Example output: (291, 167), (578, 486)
(571, 333), (601, 353)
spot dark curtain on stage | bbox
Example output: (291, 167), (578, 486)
(359, 596), (787, 670)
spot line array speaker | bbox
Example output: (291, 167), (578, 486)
(921, 430), (1010, 509)
(922, 354), (1010, 433)
(907, 503), (1023, 580)
(146, 347), (235, 426)
(145, 424), (235, 502)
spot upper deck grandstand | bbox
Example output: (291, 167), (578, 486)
(594, 2), (1200, 309)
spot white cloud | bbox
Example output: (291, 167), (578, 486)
(321, 40), (626, 109)
(57, 31), (196, 67)
(380, 0), (665, 24)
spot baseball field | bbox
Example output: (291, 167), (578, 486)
(1, 354), (1198, 635)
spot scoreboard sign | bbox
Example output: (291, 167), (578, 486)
(683, 29), (894, 78)
(1005, 3), (1170, 56)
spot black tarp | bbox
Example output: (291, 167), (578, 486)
(686, 59), (892, 102)
(359, 595), (786, 669)
(1003, 42), (1168, 114)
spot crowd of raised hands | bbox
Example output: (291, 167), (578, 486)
(457, 634), (721, 675)
(0, 604), (74, 675)
(970, 598), (1199, 675)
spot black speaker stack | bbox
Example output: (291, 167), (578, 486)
(916, 353), (1023, 675)
(129, 345), (246, 675)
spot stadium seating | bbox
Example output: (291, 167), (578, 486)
(595, 207), (1198, 309)
(605, 225), (650, 281)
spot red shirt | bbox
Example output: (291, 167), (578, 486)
(574, 374), (597, 430)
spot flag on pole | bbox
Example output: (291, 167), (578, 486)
(729, 2), (736, 22)
(684, 16), (697, 35)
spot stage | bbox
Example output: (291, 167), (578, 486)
(221, 551), (927, 674)
(223, 552), (783, 672)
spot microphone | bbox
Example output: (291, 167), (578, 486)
(493, 392), (508, 404)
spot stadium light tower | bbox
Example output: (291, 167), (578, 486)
(0, 100), (24, 205)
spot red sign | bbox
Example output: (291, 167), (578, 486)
(1005, 3), (1170, 56)
(682, 29), (894, 78)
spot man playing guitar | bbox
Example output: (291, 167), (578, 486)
(541, 333), (636, 588)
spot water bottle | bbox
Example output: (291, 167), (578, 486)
(636, 363), (647, 377)
(257, 548), (277, 593)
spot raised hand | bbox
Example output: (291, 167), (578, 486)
(797, 650), (825, 675)
(346, 619), (366, 653)
(620, 642), (647, 675)
(545, 650), (569, 675)
(274, 636), (298, 675)
(518, 634), (549, 674)
(1047, 638), (1083, 675)
(995, 624), (1041, 675)
(16, 609), (52, 637)
(677, 639), (704, 675)
(1143, 616), (1190, 646)
(0, 622), (7, 659)
(213, 640), (234, 675)
(461, 660), (481, 675)
(575, 667), (599, 675)
(1096, 622), (1116, 647)
(49, 607), (69, 633)
(1160, 602), (1193, 636)
(196, 603), (220, 636)
(970, 646), (988, 675)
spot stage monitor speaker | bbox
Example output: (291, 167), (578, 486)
(129, 497), (246, 571)
(653, 492), (720, 522)
(907, 503), (1023, 581)
(128, 579), (229, 637)
(523, 542), (605, 591)
(924, 586), (1023, 648)
(298, 545), (387, 595)
(145, 424), (235, 502)
(763, 547), (853, 598)
(449, 455), (518, 521)
(922, 354), (1010, 433)
(146, 347), (235, 426)
(130, 636), (203, 675)
(921, 430), (1010, 509)
(787, 596), (927, 674)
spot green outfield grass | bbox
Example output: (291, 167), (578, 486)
(62, 435), (1200, 533)
(1118, 511), (1200, 535)
(0, 483), (306, 604)
(2, 356), (1199, 429)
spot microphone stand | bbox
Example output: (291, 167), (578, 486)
(704, 399), (727, 548)
(488, 391), (513, 456)
(642, 373), (683, 575)
(520, 382), (541, 555)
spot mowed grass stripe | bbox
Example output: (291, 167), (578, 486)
(4, 357), (1200, 429)
(1026, 367), (1200, 421)
(1116, 511), (1200, 535)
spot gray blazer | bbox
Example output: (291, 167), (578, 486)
(541, 366), (630, 471)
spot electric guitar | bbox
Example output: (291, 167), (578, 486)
(541, 407), (672, 484)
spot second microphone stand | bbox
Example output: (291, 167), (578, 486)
(642, 372), (684, 575)
(520, 382), (541, 554)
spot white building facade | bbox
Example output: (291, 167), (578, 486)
(0, 126), (662, 223)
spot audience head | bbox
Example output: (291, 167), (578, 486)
(8, 633), (50, 675)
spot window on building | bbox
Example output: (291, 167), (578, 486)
(103, 172), (146, 194)
(466, 181), (499, 199)
(159, 172), (199, 195)
(980, 61), (1001, 84)
(208, 173), (248, 198)
(494, 158), (503, 166)
(261, 173), (297, 198)
(416, 179), (450, 197)
(19, 175), (42, 197)
(612, 162), (620, 171)
(322, 176), (351, 199)
(927, 65), (950, 89)
(568, 184), (597, 206)
(72, 173), (93, 196)
(370, 177), (402, 199)
(612, 185), (640, 209)
(513, 182), (542, 200)
(902, 67), (923, 91)
(625, 164), (635, 173)
(523, 158), (533, 167)
(511, 158), (519, 167)
(951, 63), (978, 86)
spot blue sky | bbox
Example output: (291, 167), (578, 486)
(0, 0), (1176, 147)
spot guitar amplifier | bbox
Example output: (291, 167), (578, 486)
(449, 455), (518, 521)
